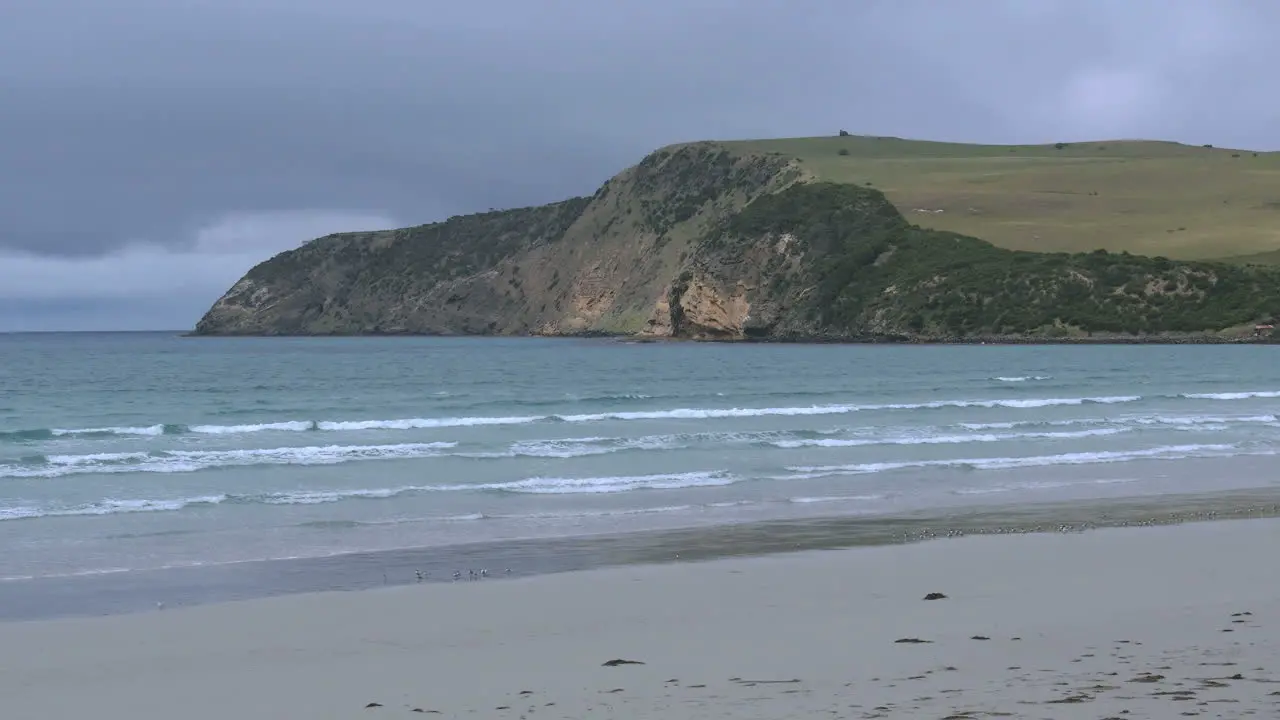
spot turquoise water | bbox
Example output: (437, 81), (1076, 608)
(3, 333), (1280, 583)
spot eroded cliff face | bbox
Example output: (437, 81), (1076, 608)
(194, 143), (806, 337)
(643, 231), (808, 340)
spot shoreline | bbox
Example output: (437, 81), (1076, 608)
(3, 514), (1278, 719)
(181, 328), (1280, 344)
(6, 487), (1280, 624)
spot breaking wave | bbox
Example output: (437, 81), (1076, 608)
(0, 470), (740, 521)
(777, 443), (1252, 480)
(1, 394), (1153, 441)
(1, 442), (458, 479)
(6, 436), (1272, 522)
(769, 428), (1123, 448)
(1181, 390), (1280, 401)
(6, 410), (1280, 480)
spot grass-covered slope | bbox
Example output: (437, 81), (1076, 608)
(719, 136), (1280, 261)
(677, 182), (1280, 340)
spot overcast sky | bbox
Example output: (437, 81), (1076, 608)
(2, 0), (1277, 331)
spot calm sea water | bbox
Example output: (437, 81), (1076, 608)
(3, 333), (1280, 585)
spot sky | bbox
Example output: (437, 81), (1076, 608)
(2, 0), (1278, 331)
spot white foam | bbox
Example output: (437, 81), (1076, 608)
(50, 424), (165, 437)
(1131, 413), (1278, 426)
(454, 470), (739, 495)
(85, 496), (228, 515)
(975, 396), (1139, 408)
(555, 395), (1140, 423)
(705, 499), (756, 509)
(0, 495), (228, 521)
(958, 419), (1089, 430)
(1183, 391), (1280, 401)
(505, 437), (624, 459)
(258, 486), (414, 505)
(770, 428), (1122, 449)
(993, 375), (1052, 382)
(338, 395), (1146, 433)
(189, 421), (315, 434)
(504, 434), (689, 458)
(44, 451), (152, 465)
(33, 387), (1280, 441)
(28, 393), (1157, 441)
(781, 443), (1245, 479)
(0, 505), (47, 521)
(315, 416), (542, 431)
(959, 413), (1278, 432)
(0, 442), (459, 479)
(0, 470), (745, 518)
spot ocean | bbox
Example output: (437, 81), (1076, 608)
(3, 333), (1280, 618)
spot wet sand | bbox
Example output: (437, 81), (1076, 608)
(2, 516), (1278, 719)
(5, 488), (1280, 622)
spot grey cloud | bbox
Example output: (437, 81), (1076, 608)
(0, 0), (1277, 329)
(0, 299), (191, 333)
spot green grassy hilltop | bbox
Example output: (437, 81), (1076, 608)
(719, 136), (1280, 262)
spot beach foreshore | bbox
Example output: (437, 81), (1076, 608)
(5, 487), (1280, 623)
(3, 517), (1278, 719)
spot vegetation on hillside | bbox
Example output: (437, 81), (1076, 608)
(247, 197), (590, 290)
(620, 144), (803, 239)
(697, 182), (1280, 337)
(195, 136), (1280, 342)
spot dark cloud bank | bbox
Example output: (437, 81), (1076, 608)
(1, 0), (1277, 330)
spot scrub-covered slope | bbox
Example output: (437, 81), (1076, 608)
(195, 140), (1280, 341)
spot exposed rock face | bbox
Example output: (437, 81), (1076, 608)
(195, 143), (1280, 341)
(669, 275), (752, 339)
(195, 143), (805, 337)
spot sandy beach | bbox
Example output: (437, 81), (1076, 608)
(3, 518), (1278, 720)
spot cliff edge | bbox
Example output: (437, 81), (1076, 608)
(194, 141), (1280, 340)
